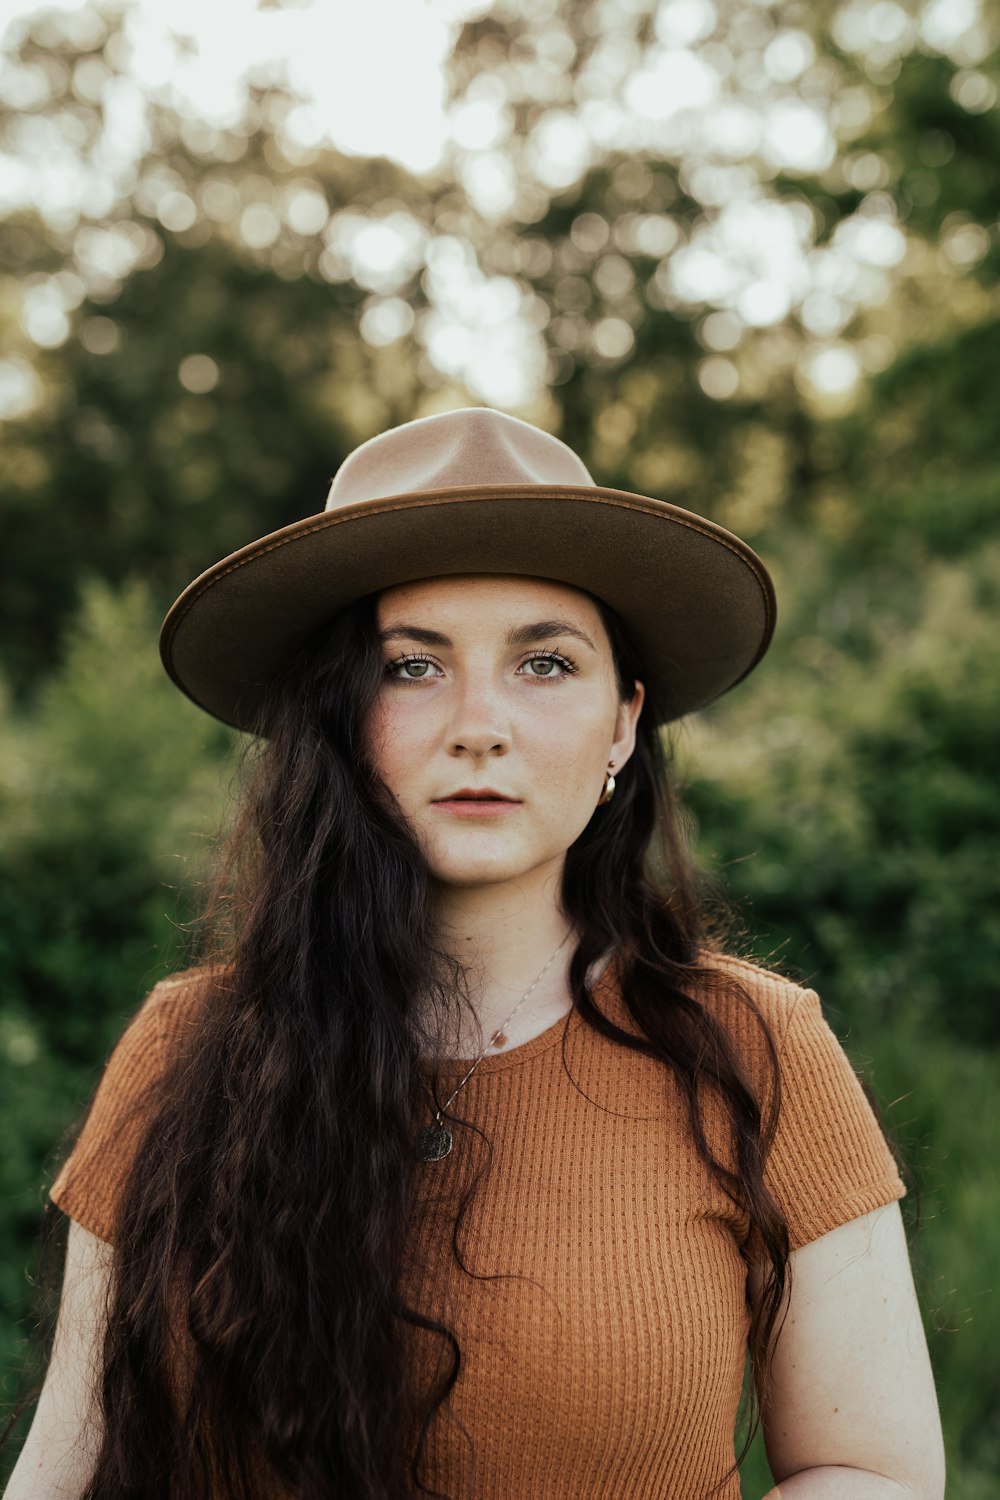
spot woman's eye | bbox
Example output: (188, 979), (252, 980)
(524, 657), (557, 677)
(386, 656), (442, 680)
(520, 653), (577, 679)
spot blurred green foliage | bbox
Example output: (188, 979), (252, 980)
(0, 576), (238, 1452)
(0, 576), (235, 1220)
(2, 0), (998, 1493)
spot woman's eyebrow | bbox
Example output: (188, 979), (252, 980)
(378, 620), (598, 651)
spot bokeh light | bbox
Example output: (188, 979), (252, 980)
(1, 0), (996, 412)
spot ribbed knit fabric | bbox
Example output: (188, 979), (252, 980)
(49, 956), (905, 1499)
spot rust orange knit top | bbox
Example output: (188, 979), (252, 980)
(48, 955), (905, 1499)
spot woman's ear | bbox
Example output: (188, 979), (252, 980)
(611, 680), (645, 769)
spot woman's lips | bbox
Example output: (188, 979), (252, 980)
(431, 798), (522, 817)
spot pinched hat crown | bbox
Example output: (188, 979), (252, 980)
(324, 408), (594, 509)
(160, 405), (776, 734)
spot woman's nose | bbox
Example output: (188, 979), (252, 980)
(445, 675), (512, 757)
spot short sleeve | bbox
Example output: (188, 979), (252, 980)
(48, 972), (203, 1243)
(764, 987), (906, 1253)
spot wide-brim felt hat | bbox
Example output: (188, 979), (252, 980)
(160, 406), (776, 734)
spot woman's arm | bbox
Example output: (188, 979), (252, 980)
(4, 1218), (110, 1499)
(749, 1203), (945, 1500)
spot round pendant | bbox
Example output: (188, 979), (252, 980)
(416, 1121), (453, 1162)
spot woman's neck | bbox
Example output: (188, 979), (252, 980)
(428, 867), (579, 1052)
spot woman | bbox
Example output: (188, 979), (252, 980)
(9, 408), (943, 1499)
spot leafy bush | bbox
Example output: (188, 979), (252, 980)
(0, 577), (235, 1310)
(680, 541), (1000, 1047)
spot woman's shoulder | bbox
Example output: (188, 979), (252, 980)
(138, 960), (230, 1044)
(48, 962), (230, 1238)
(601, 947), (820, 1069)
(92, 961), (232, 1101)
(692, 949), (820, 1053)
(150, 959), (229, 998)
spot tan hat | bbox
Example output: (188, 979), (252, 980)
(159, 406), (775, 733)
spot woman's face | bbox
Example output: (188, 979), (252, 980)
(365, 574), (645, 893)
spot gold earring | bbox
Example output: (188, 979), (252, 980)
(597, 764), (616, 805)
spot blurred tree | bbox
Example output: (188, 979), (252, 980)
(0, 4), (443, 694)
(0, 575), (234, 1059)
(678, 539), (1000, 1043)
(0, 227), (425, 690)
(0, 575), (237, 1449)
(438, 0), (1000, 533)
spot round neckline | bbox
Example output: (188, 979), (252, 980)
(417, 950), (619, 1078)
(421, 1003), (584, 1077)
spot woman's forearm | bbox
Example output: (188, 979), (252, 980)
(763, 1469), (920, 1499)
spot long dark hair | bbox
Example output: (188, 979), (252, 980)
(11, 587), (789, 1498)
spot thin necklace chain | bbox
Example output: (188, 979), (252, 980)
(420, 927), (573, 1123)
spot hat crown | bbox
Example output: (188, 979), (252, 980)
(324, 406), (594, 511)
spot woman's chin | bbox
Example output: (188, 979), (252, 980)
(424, 842), (545, 890)
(428, 860), (527, 890)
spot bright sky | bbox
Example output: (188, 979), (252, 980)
(0, 0), (484, 170)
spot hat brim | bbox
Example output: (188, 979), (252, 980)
(159, 483), (776, 733)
